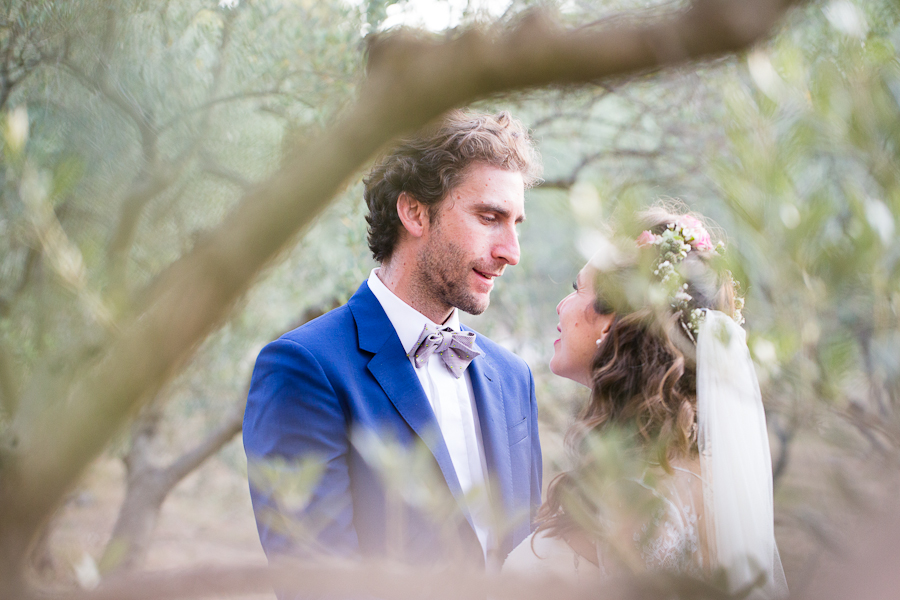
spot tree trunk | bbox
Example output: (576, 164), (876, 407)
(99, 473), (167, 575)
(97, 395), (245, 575)
(29, 519), (57, 578)
(0, 522), (37, 600)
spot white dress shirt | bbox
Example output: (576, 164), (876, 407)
(367, 268), (492, 558)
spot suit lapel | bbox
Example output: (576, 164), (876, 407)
(465, 339), (514, 518)
(366, 348), (468, 503)
(349, 283), (466, 503)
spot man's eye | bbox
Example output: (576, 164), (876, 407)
(572, 280), (578, 291)
(481, 215), (497, 223)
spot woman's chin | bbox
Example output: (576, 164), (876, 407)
(548, 356), (562, 378)
(548, 360), (572, 382)
(550, 359), (592, 388)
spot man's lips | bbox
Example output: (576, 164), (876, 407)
(474, 269), (501, 281)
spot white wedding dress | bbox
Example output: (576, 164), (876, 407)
(503, 461), (706, 581)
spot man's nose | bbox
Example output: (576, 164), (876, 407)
(494, 226), (520, 266)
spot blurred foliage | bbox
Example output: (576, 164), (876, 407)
(0, 0), (376, 578)
(710, 0), (900, 458)
(0, 0), (373, 439)
(2, 0), (899, 592)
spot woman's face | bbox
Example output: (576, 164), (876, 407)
(550, 264), (615, 387)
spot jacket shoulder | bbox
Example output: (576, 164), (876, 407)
(276, 302), (355, 348)
(467, 326), (531, 375)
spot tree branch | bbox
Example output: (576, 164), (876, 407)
(539, 148), (666, 189)
(0, 244), (42, 317)
(199, 155), (252, 191)
(92, 0), (118, 86)
(158, 89), (306, 133)
(123, 402), (165, 478)
(0, 0), (804, 573)
(0, 28), (19, 110)
(159, 393), (246, 490)
(64, 59), (164, 295)
(106, 170), (171, 297)
(108, 10), (237, 296)
(55, 505), (900, 600)
(0, 338), (19, 418)
(62, 61), (155, 157)
(528, 92), (615, 131)
(58, 559), (730, 600)
(770, 415), (795, 485)
(0, 7), (63, 111)
(170, 9), (236, 167)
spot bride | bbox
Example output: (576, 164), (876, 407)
(503, 207), (788, 599)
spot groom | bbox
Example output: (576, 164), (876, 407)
(243, 110), (543, 570)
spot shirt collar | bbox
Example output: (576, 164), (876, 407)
(367, 268), (460, 354)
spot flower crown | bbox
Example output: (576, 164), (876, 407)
(636, 215), (744, 342)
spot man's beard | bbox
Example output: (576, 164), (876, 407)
(415, 235), (490, 316)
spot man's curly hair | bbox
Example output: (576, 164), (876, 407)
(363, 109), (541, 263)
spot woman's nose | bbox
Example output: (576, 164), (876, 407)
(556, 292), (573, 314)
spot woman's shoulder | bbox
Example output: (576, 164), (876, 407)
(502, 530), (601, 579)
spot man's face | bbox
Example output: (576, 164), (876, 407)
(415, 163), (525, 316)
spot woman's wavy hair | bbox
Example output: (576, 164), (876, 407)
(363, 109), (541, 263)
(536, 204), (737, 539)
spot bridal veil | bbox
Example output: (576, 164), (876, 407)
(696, 310), (789, 599)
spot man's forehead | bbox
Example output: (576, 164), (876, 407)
(454, 166), (524, 203)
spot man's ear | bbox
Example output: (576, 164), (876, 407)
(396, 191), (428, 238)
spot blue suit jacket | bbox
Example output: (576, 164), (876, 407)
(243, 282), (542, 566)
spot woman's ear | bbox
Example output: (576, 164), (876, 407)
(396, 191), (428, 238)
(594, 312), (615, 347)
(600, 314), (614, 336)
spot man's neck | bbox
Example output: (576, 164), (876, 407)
(377, 262), (453, 325)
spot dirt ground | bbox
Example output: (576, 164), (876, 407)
(48, 437), (269, 594)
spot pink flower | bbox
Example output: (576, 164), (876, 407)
(694, 233), (714, 251)
(677, 215), (714, 251)
(636, 230), (657, 247)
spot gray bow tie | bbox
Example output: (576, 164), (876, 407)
(408, 324), (482, 379)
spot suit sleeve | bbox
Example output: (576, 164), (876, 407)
(527, 368), (543, 526)
(243, 337), (359, 559)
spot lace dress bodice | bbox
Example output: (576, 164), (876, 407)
(634, 465), (704, 576)
(503, 461), (707, 580)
